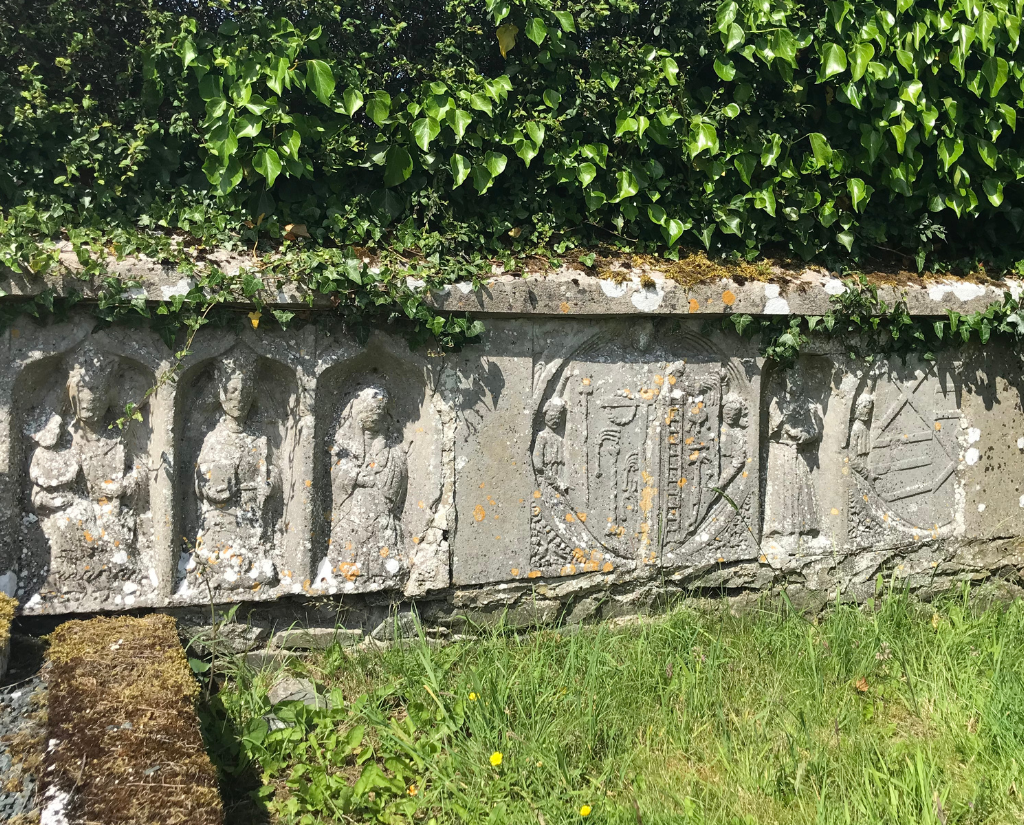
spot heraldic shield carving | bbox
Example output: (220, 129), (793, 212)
(847, 364), (961, 538)
(529, 326), (757, 576)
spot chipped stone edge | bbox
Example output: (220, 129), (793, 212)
(2, 244), (1020, 318)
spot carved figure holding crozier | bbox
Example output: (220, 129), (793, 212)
(190, 345), (280, 591)
(715, 394), (749, 491)
(321, 386), (409, 588)
(27, 345), (144, 595)
(763, 367), (823, 538)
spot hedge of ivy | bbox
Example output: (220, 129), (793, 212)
(2, 0), (1024, 342)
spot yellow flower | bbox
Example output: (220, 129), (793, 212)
(490, 751), (503, 767)
(408, 784), (418, 796)
(469, 692), (478, 701)
(580, 804), (592, 817)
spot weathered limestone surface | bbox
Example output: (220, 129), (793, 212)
(2, 272), (1024, 617)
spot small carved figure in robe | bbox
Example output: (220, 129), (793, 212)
(323, 386), (408, 586)
(28, 345), (143, 595)
(192, 345), (279, 591)
(849, 394), (874, 478)
(716, 395), (749, 491)
(764, 370), (822, 537)
(533, 397), (567, 494)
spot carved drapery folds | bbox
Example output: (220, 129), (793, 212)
(0, 314), (1013, 614)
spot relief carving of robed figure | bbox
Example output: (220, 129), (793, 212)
(325, 386), (408, 585)
(28, 345), (144, 594)
(764, 370), (822, 538)
(191, 346), (280, 591)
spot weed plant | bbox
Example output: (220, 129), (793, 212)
(203, 588), (1024, 824)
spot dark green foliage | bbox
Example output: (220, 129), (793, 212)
(2, 0), (1024, 347)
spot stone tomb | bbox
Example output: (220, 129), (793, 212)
(1, 312), (1023, 615)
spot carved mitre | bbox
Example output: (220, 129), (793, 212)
(215, 343), (260, 383)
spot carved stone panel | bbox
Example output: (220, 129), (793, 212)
(452, 319), (761, 585)
(309, 335), (449, 597)
(2, 322), (174, 612)
(173, 337), (309, 601)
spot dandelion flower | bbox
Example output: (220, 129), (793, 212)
(580, 805), (592, 817)
(408, 784), (418, 796)
(469, 692), (478, 701)
(490, 751), (503, 767)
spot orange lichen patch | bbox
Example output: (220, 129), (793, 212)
(668, 374), (677, 385)
(831, 508), (839, 515)
(533, 490), (542, 499)
(654, 374), (665, 386)
(560, 564), (577, 576)
(688, 298), (699, 313)
(43, 615), (223, 825)
(639, 387), (659, 401)
(412, 535), (421, 544)
(527, 570), (542, 579)
(665, 408), (677, 425)
(560, 302), (571, 313)
(602, 562), (614, 573)
(677, 477), (688, 487)
(418, 500), (425, 509)
(479, 482), (486, 488)
(935, 422), (942, 430)
(379, 547), (390, 558)
(337, 562), (361, 581)
(722, 289), (737, 306)
(582, 376), (592, 386)
(473, 504), (487, 522)
(511, 568), (520, 577)
(577, 512), (587, 522)
(305, 479), (312, 487)
(566, 513), (576, 523)
(639, 485), (657, 516)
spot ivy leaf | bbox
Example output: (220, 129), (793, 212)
(253, 148), (282, 187)
(450, 154), (471, 187)
(611, 170), (640, 202)
(714, 56), (737, 81)
(218, 157), (243, 194)
(305, 59), (335, 105)
(552, 11), (576, 32)
(983, 178), (1004, 206)
(412, 117), (441, 151)
(496, 24), (518, 57)
(772, 29), (798, 66)
(584, 191), (606, 210)
(342, 88), (363, 116)
(515, 139), (539, 167)
(837, 230), (854, 252)
(847, 177), (870, 211)
(734, 153), (756, 185)
(850, 43), (875, 82)
(582, 143), (609, 168)
(472, 164), (494, 193)
(234, 113), (262, 139)
(724, 23), (745, 52)
(716, 1), (738, 32)
(525, 18), (548, 45)
(809, 133), (833, 167)
(689, 121), (719, 158)
(446, 109), (472, 141)
(981, 56), (1009, 97)
(384, 145), (413, 187)
(577, 162), (597, 187)
(663, 57), (680, 86)
(484, 150), (508, 178)
(663, 218), (687, 245)
(647, 204), (667, 225)
(601, 72), (620, 90)
(543, 89), (562, 108)
(819, 43), (848, 80)
(722, 102), (740, 118)
(761, 134), (783, 167)
(974, 137), (997, 169)
(526, 122), (545, 146)
(367, 91), (392, 126)
(470, 94), (493, 116)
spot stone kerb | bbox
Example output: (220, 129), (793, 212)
(2, 259), (1024, 616)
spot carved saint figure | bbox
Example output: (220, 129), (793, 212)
(325, 386), (408, 584)
(28, 345), (143, 594)
(533, 397), (567, 494)
(764, 370), (822, 537)
(849, 394), (874, 477)
(191, 345), (279, 590)
(716, 394), (749, 490)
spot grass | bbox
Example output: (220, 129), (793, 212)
(203, 588), (1024, 825)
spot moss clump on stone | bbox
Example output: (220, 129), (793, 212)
(42, 614), (222, 825)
